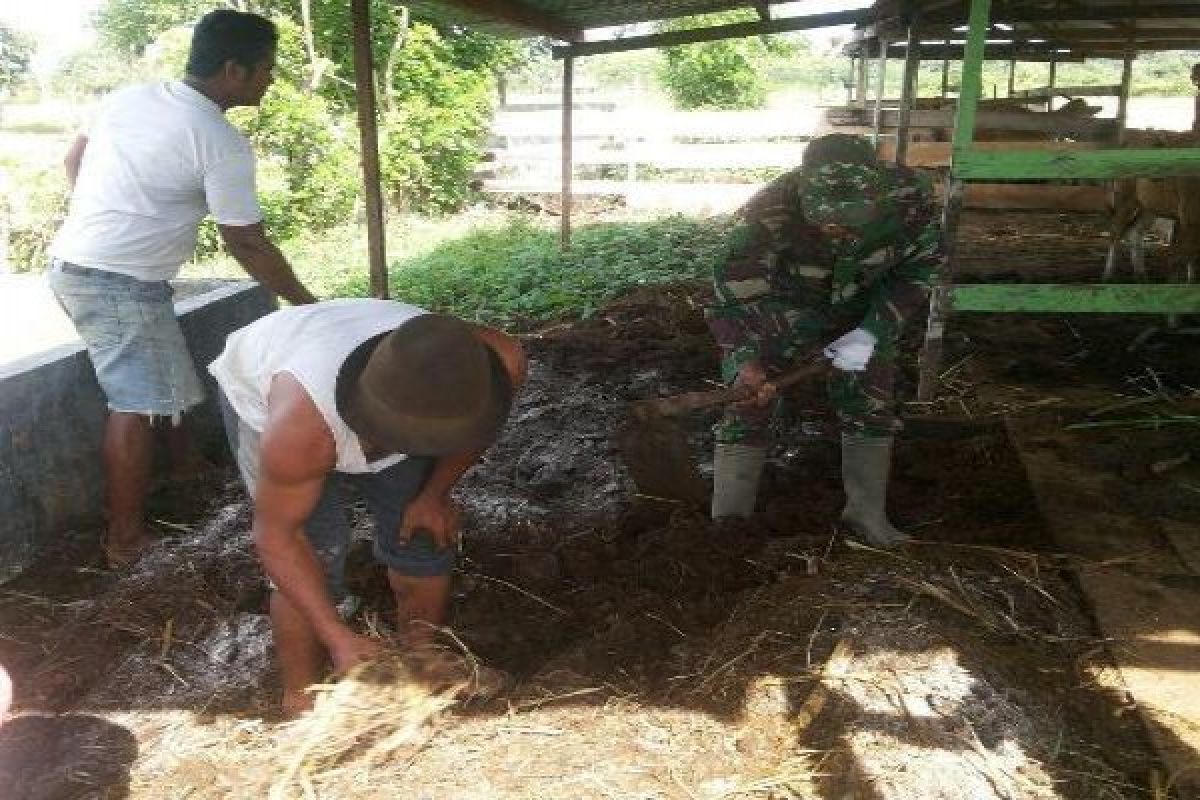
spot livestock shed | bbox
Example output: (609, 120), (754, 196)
(4, 3), (1200, 798)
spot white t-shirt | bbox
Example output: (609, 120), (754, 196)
(50, 81), (263, 281)
(209, 299), (428, 474)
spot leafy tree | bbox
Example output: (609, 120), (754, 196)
(0, 23), (35, 96)
(658, 11), (793, 110)
(92, 0), (220, 57)
(51, 47), (134, 98)
(377, 23), (494, 212)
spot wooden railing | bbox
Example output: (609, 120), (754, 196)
(478, 101), (817, 208)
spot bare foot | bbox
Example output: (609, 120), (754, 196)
(280, 688), (314, 720)
(101, 529), (155, 569)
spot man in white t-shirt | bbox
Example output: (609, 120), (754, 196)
(47, 10), (318, 568)
(210, 300), (527, 716)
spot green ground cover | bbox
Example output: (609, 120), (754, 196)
(183, 210), (732, 325)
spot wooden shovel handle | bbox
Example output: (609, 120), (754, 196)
(634, 361), (826, 419)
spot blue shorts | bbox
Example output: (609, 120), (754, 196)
(218, 392), (453, 598)
(47, 261), (205, 418)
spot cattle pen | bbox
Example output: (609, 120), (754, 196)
(1, 1), (1199, 798)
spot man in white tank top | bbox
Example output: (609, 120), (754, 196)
(209, 299), (526, 716)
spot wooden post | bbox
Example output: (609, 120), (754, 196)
(1046, 54), (1057, 111)
(872, 38), (889, 147)
(855, 51), (868, 108)
(896, 22), (921, 166)
(1007, 57), (1016, 97)
(350, 0), (388, 298)
(847, 56), (857, 104)
(941, 39), (951, 97)
(1116, 52), (1134, 145)
(918, 0), (990, 402)
(560, 55), (573, 250)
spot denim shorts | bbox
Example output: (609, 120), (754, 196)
(218, 391), (453, 598)
(47, 260), (206, 418)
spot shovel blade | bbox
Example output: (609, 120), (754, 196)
(615, 414), (709, 508)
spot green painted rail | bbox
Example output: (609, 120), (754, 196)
(949, 284), (1200, 313)
(953, 148), (1200, 181)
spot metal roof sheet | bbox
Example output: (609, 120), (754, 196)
(402, 0), (837, 41)
(404, 1), (1200, 56)
(855, 1), (1200, 57)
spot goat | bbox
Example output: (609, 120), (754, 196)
(1103, 131), (1200, 287)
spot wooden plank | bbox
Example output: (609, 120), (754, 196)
(1077, 569), (1200, 796)
(1005, 414), (1200, 795)
(881, 44), (1085, 62)
(949, 284), (1200, 313)
(494, 142), (809, 168)
(876, 139), (1102, 167)
(492, 113), (811, 139)
(551, 9), (866, 59)
(956, 183), (1107, 211)
(1010, 84), (1121, 99)
(953, 147), (1200, 180)
(883, 109), (1115, 135)
(350, 0), (387, 299)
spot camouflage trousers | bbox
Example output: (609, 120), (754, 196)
(714, 312), (901, 446)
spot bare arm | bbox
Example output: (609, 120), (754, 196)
(219, 223), (318, 306)
(255, 375), (357, 653)
(64, 134), (88, 189)
(399, 327), (527, 549)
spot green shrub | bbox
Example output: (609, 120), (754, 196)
(237, 81), (359, 240)
(378, 24), (495, 214)
(4, 167), (68, 272)
(328, 213), (734, 323)
(380, 91), (490, 213)
(658, 11), (790, 110)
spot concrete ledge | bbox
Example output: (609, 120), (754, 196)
(0, 280), (274, 582)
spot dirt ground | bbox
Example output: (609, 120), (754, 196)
(1, 211), (1196, 799)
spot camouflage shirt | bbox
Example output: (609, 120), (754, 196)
(707, 161), (945, 376)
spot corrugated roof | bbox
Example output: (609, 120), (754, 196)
(852, 1), (1200, 58)
(402, 1), (837, 41)
(404, 1), (1200, 57)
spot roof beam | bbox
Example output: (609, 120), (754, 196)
(431, 0), (583, 41)
(913, 24), (1200, 41)
(553, 8), (867, 59)
(929, 4), (1200, 24)
(881, 44), (1085, 61)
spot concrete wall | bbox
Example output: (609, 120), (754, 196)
(0, 281), (274, 582)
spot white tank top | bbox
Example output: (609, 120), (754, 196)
(209, 298), (426, 473)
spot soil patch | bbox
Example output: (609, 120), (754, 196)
(0, 213), (1186, 798)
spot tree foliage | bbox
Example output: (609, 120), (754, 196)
(92, 0), (220, 57)
(0, 23), (35, 96)
(76, 0), (523, 231)
(657, 11), (793, 110)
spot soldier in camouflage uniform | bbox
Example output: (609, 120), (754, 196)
(705, 133), (944, 546)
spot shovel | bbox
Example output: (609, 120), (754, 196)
(616, 360), (826, 507)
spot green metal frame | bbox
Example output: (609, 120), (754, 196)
(949, 285), (1200, 313)
(954, 149), (1200, 180)
(917, 0), (1199, 398)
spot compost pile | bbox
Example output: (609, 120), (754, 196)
(0, 281), (1168, 799)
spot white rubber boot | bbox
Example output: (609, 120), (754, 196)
(840, 434), (910, 547)
(711, 443), (767, 519)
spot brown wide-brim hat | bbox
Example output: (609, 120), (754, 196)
(335, 314), (513, 457)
